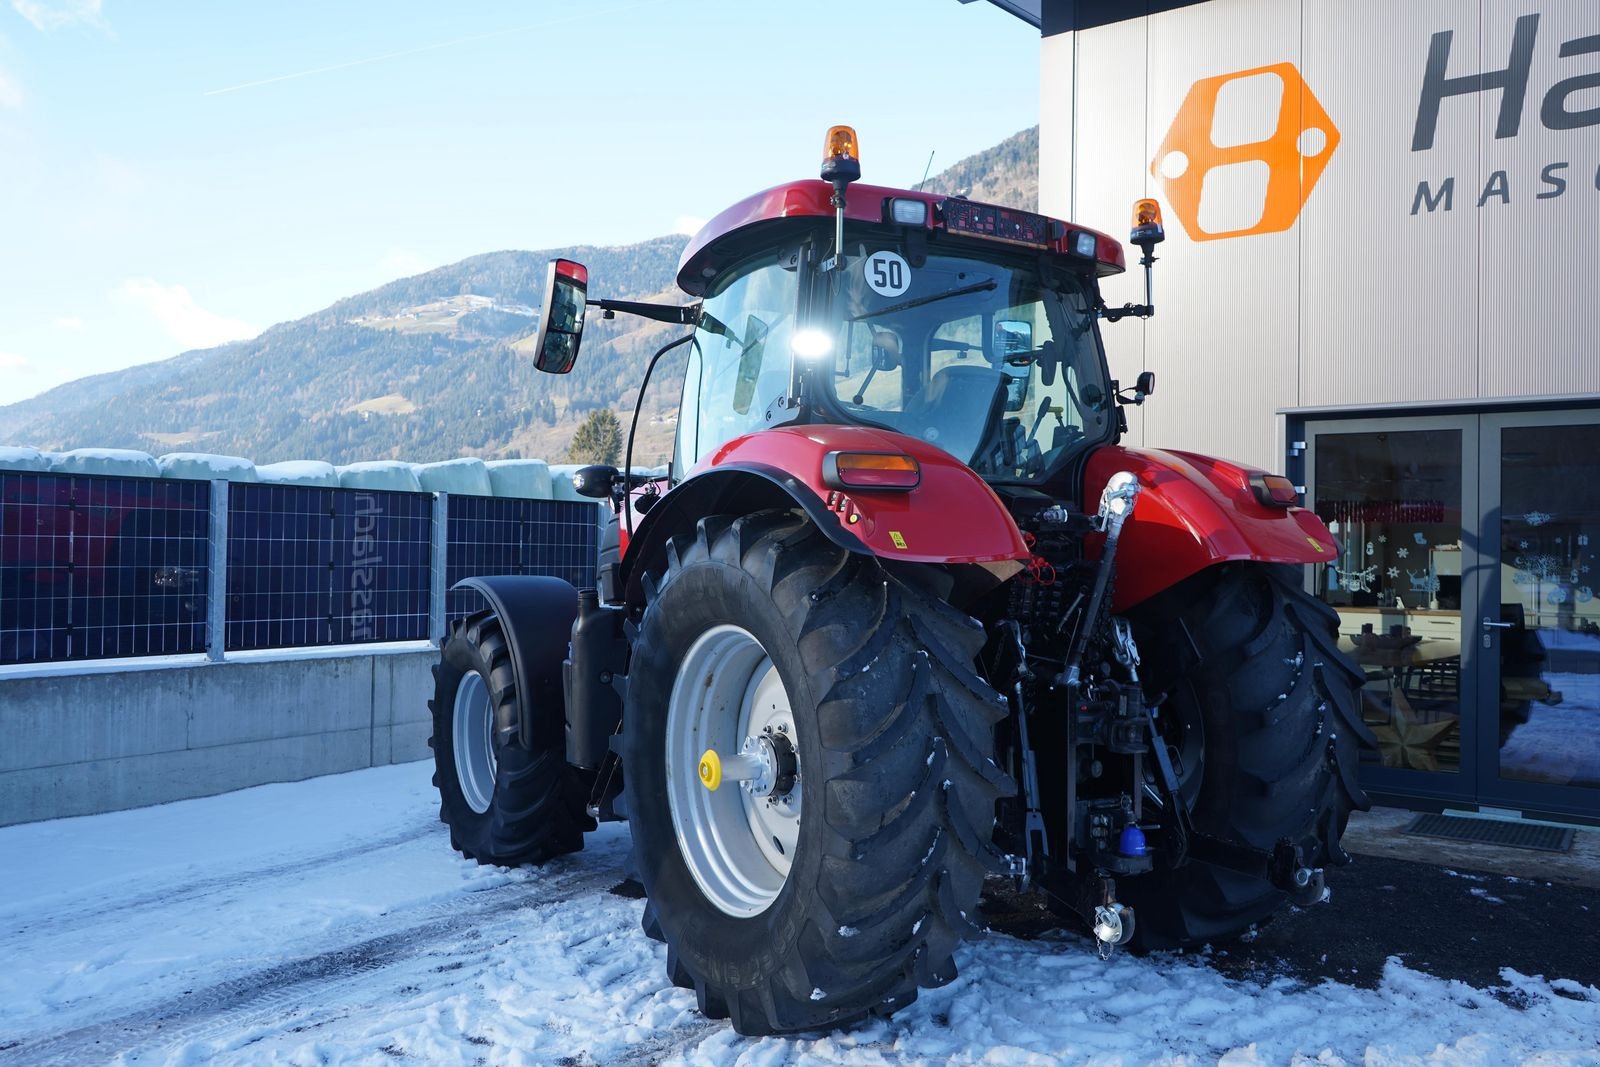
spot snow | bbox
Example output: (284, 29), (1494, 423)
(255, 460), (340, 486)
(335, 460), (422, 493)
(47, 447), (160, 478)
(157, 451), (260, 482)
(484, 458), (553, 500)
(413, 457), (492, 496)
(0, 445), (48, 471)
(2, 763), (1596, 1065)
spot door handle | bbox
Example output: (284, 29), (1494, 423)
(1482, 617), (1512, 630)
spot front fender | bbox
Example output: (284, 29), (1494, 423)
(1085, 445), (1339, 611)
(620, 425), (1027, 604)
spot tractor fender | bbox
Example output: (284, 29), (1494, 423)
(620, 425), (1029, 605)
(450, 576), (577, 750)
(1085, 445), (1340, 611)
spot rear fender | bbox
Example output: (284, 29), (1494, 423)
(1085, 445), (1339, 611)
(620, 425), (1029, 605)
(450, 576), (577, 751)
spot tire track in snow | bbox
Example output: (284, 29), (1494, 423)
(8, 858), (626, 1067)
(0, 816), (443, 939)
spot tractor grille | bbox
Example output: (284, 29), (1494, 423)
(1403, 813), (1575, 853)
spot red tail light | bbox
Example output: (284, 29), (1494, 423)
(823, 452), (920, 490)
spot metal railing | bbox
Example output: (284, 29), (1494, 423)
(0, 470), (599, 666)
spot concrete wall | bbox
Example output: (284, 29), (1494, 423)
(0, 648), (435, 826)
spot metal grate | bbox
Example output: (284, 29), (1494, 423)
(445, 495), (599, 623)
(226, 484), (432, 650)
(1, 472), (210, 664)
(1404, 813), (1575, 853)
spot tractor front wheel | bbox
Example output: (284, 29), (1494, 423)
(1123, 563), (1373, 950)
(622, 511), (1012, 1035)
(429, 610), (593, 866)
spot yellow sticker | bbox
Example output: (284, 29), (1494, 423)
(889, 531), (908, 550)
(1306, 536), (1323, 552)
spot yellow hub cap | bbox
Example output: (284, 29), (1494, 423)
(698, 749), (722, 791)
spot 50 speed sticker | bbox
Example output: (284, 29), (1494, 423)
(864, 251), (911, 297)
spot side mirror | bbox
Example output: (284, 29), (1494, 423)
(993, 319), (1033, 362)
(571, 464), (619, 499)
(532, 259), (589, 374)
(1135, 370), (1156, 398)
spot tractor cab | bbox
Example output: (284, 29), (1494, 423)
(675, 210), (1119, 489)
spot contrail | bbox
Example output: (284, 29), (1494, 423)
(204, 2), (668, 97)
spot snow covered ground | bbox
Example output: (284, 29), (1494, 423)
(3, 763), (1597, 1066)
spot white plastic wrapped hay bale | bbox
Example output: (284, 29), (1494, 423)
(49, 448), (160, 478)
(335, 461), (422, 493)
(413, 457), (492, 497)
(0, 446), (49, 472)
(157, 452), (259, 482)
(546, 464), (591, 502)
(484, 458), (553, 500)
(255, 460), (339, 486)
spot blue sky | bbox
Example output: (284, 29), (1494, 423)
(0, 0), (1039, 405)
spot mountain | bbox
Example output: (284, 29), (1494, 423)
(0, 127), (1040, 467)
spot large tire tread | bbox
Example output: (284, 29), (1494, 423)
(429, 610), (593, 868)
(1123, 562), (1373, 950)
(625, 511), (1014, 1035)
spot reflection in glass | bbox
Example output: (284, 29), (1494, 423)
(1497, 425), (1600, 790)
(1313, 430), (1464, 774)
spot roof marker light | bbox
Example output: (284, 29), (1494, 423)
(1072, 231), (1098, 258)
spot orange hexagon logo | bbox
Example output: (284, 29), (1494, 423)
(1151, 63), (1339, 241)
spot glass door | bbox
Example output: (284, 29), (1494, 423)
(1477, 412), (1600, 820)
(1305, 416), (1481, 805)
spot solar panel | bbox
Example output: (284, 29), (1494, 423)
(445, 495), (600, 623)
(1, 472), (210, 664)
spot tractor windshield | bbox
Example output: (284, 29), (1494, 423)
(815, 246), (1113, 483)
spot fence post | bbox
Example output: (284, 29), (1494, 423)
(430, 491), (449, 646)
(207, 479), (229, 662)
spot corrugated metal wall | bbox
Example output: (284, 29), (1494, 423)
(1040, 0), (1600, 472)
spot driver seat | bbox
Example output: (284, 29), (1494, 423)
(905, 363), (1004, 465)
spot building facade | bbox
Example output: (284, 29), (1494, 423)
(995, 0), (1600, 821)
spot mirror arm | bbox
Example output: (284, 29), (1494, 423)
(587, 298), (700, 325)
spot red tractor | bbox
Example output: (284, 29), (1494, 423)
(430, 127), (1372, 1035)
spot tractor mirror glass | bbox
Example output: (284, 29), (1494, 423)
(993, 319), (1033, 362)
(533, 259), (589, 374)
(1136, 370), (1156, 397)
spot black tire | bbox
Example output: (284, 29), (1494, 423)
(1123, 562), (1374, 950)
(429, 610), (593, 866)
(623, 511), (1013, 1036)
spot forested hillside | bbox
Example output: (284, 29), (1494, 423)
(0, 128), (1039, 466)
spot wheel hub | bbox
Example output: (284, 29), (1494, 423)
(666, 625), (802, 917)
(452, 670), (497, 816)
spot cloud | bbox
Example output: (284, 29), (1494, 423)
(673, 215), (707, 237)
(55, 315), (85, 332)
(118, 279), (258, 351)
(378, 249), (435, 278)
(10, 0), (107, 32)
(0, 65), (21, 110)
(0, 350), (34, 372)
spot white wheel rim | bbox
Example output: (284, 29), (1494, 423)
(666, 624), (801, 917)
(453, 671), (497, 815)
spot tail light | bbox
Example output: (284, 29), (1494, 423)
(822, 452), (920, 490)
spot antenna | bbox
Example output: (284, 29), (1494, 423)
(917, 150), (935, 190)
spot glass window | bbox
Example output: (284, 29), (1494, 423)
(1496, 423), (1600, 790)
(823, 250), (1110, 481)
(680, 254), (798, 467)
(1313, 428), (1466, 775)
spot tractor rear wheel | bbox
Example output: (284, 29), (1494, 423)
(622, 511), (1012, 1036)
(429, 610), (593, 866)
(1122, 562), (1373, 950)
